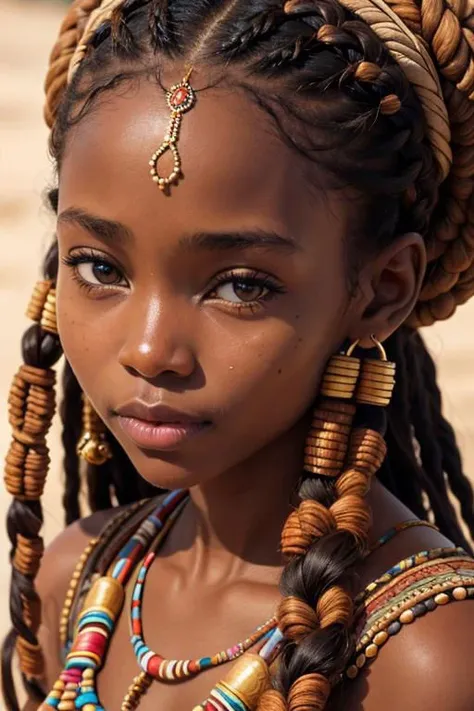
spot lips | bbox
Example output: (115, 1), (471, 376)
(114, 400), (211, 451)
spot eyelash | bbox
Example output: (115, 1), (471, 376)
(61, 249), (286, 312)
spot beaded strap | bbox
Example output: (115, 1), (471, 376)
(346, 553), (474, 680)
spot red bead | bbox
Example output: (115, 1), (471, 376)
(188, 660), (199, 674)
(73, 631), (107, 657)
(147, 654), (163, 677)
(132, 619), (141, 635)
(170, 87), (189, 107)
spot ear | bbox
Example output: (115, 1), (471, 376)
(347, 233), (426, 345)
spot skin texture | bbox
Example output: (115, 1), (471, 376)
(26, 73), (474, 710)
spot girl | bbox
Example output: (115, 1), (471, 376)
(3, 1), (474, 710)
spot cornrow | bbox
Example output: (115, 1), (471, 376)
(3, 2), (474, 710)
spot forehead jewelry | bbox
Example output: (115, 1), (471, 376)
(149, 67), (196, 192)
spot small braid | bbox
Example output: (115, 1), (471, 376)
(61, 359), (83, 525)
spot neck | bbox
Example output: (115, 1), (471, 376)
(182, 417), (309, 570)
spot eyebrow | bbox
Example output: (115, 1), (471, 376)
(178, 230), (298, 254)
(57, 208), (134, 245)
(57, 208), (298, 254)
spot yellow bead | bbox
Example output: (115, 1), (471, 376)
(434, 593), (450, 605)
(58, 702), (75, 711)
(82, 669), (95, 680)
(453, 587), (467, 601)
(366, 644), (378, 659)
(83, 706), (96, 711)
(61, 691), (77, 701)
(373, 631), (388, 646)
(53, 681), (65, 691)
(400, 610), (414, 624)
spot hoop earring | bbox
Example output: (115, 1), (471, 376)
(77, 396), (113, 466)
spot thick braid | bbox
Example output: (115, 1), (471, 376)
(44, 0), (102, 127)
(2, 245), (63, 711)
(256, 398), (386, 711)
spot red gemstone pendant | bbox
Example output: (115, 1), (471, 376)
(166, 81), (195, 113)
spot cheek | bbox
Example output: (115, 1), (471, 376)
(56, 268), (113, 394)
(208, 314), (332, 434)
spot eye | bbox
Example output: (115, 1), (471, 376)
(77, 260), (125, 286)
(214, 279), (270, 304)
(62, 249), (128, 291)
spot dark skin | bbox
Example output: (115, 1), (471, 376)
(28, 72), (474, 710)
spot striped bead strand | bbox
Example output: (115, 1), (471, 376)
(131, 542), (277, 680)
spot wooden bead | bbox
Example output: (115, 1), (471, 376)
(453, 587), (467, 600)
(434, 592), (450, 605)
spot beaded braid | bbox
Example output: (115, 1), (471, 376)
(257, 399), (387, 710)
(2, 246), (63, 709)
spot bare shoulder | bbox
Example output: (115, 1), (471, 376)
(344, 599), (474, 711)
(35, 507), (126, 692)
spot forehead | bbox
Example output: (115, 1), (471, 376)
(58, 77), (343, 246)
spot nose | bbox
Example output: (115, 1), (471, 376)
(118, 293), (196, 380)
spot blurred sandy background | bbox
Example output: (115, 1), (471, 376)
(1, 0), (474, 652)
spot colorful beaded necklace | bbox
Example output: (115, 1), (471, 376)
(43, 490), (285, 711)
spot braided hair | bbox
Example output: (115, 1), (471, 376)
(3, 1), (474, 710)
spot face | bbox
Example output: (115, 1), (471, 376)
(56, 73), (360, 490)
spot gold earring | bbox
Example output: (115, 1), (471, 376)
(355, 336), (396, 407)
(319, 341), (361, 400)
(77, 396), (113, 466)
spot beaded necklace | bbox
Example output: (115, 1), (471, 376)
(43, 490), (285, 711)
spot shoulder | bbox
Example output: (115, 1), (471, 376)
(344, 581), (474, 710)
(345, 597), (474, 710)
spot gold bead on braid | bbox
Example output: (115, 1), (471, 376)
(304, 400), (356, 477)
(25, 279), (54, 323)
(4, 365), (56, 502)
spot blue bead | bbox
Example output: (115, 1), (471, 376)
(413, 603), (427, 617)
(45, 696), (59, 708)
(76, 691), (99, 707)
(200, 657), (213, 669)
(387, 621), (401, 636)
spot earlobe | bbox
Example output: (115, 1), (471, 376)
(349, 232), (426, 344)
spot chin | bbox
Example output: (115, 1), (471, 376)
(130, 450), (219, 491)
